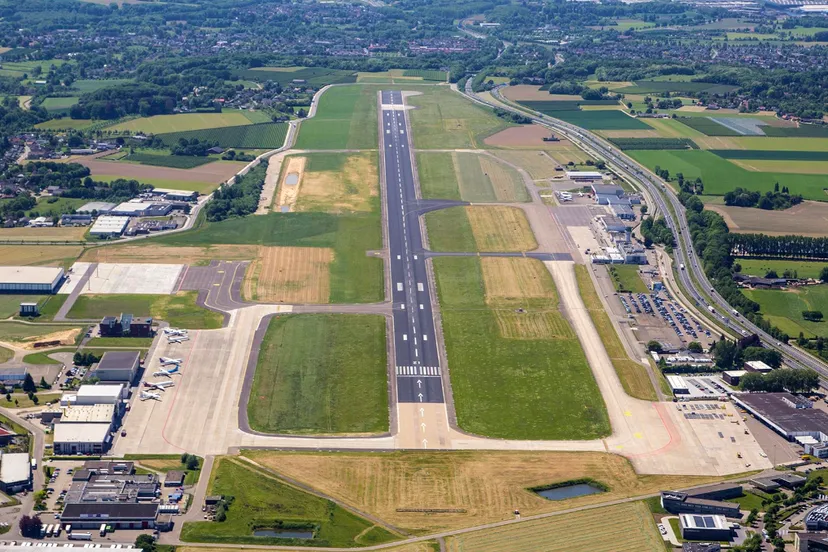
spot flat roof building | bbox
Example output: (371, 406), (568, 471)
(61, 404), (115, 427)
(111, 201), (173, 217)
(806, 504), (828, 531)
(660, 488), (741, 518)
(76, 384), (126, 405)
(92, 351), (140, 383)
(0, 266), (64, 294)
(679, 514), (734, 542)
(165, 470), (185, 487)
(53, 423), (111, 455)
(61, 503), (159, 530)
(722, 370), (746, 386)
(90, 216), (129, 237)
(745, 360), (773, 373)
(591, 184), (624, 196)
(668, 375), (690, 395)
(77, 201), (116, 215)
(733, 392), (828, 444)
(0, 452), (31, 493)
(566, 171), (604, 181)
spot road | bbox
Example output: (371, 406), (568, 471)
(462, 79), (828, 380)
(380, 91), (444, 404)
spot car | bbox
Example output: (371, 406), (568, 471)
(121, 430), (127, 437)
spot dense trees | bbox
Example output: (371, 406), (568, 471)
(204, 164), (264, 222)
(730, 234), (828, 261)
(70, 83), (178, 120)
(723, 187), (802, 210)
(739, 368), (820, 393)
(640, 217), (673, 249)
(171, 138), (219, 157)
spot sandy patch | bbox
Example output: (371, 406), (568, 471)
(707, 202), (828, 237)
(484, 124), (567, 148)
(246, 246), (333, 303)
(466, 206), (537, 252)
(80, 245), (259, 265)
(297, 153), (378, 214)
(256, 153), (286, 215)
(17, 328), (81, 349)
(276, 156), (306, 212)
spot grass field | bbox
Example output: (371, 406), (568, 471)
(407, 87), (511, 149)
(425, 206), (537, 253)
(180, 457), (396, 546)
(128, 455), (203, 486)
(122, 153), (215, 169)
(711, 149), (828, 161)
(575, 266), (657, 401)
(0, 295), (49, 319)
(92, 175), (219, 194)
(0, 322), (83, 344)
(445, 501), (664, 552)
(243, 450), (722, 534)
(153, 212), (383, 304)
(432, 257), (608, 439)
(544, 110), (650, 130)
(155, 123), (288, 150)
(80, 244), (260, 265)
(248, 314), (388, 434)
(729, 159), (828, 175)
(743, 286), (828, 338)
(0, 393), (61, 409)
(29, 197), (88, 219)
(0, 227), (87, 242)
(628, 149), (828, 200)
(69, 79), (132, 94)
(68, 292), (223, 329)
(730, 492), (767, 511)
(107, 112), (254, 134)
(40, 97), (78, 112)
(0, 346), (12, 364)
(416, 152), (529, 202)
(35, 118), (95, 131)
(22, 348), (74, 365)
(675, 117), (742, 136)
(737, 259), (828, 279)
(233, 66), (357, 87)
(295, 152), (379, 213)
(85, 337), (154, 347)
(492, 151), (561, 180)
(608, 265), (649, 294)
(295, 86), (377, 150)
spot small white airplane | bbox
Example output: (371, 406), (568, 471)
(143, 381), (174, 391)
(153, 366), (180, 378)
(578, 191), (584, 197)
(163, 328), (188, 336)
(139, 391), (161, 401)
(167, 336), (190, 344)
(159, 357), (183, 366)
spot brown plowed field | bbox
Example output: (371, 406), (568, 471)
(71, 158), (245, 183)
(0, 227), (87, 241)
(81, 245), (260, 264)
(466, 206), (537, 252)
(249, 246), (333, 303)
(707, 201), (828, 237)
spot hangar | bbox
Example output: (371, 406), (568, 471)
(0, 266), (64, 294)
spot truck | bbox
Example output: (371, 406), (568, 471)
(707, 306), (716, 314)
(680, 263), (685, 270)
(53, 525), (61, 538)
(100, 523), (107, 537)
(45, 524), (54, 538)
(68, 533), (92, 541)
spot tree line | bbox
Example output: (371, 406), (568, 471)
(739, 367), (820, 393)
(723, 186), (802, 211)
(204, 164), (264, 222)
(730, 233), (828, 261)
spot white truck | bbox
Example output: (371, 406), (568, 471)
(708, 306), (716, 314)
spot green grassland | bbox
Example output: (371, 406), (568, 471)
(35, 118), (95, 131)
(121, 153), (216, 169)
(108, 112), (255, 133)
(743, 285), (828, 338)
(0, 59), (72, 78)
(154, 210), (383, 303)
(92, 175), (219, 194)
(676, 117), (742, 136)
(416, 152), (461, 201)
(0, 346), (12, 364)
(711, 150), (828, 161)
(612, 81), (739, 95)
(628, 149), (828, 200)
(248, 314), (388, 434)
(402, 69), (448, 81)
(86, 337), (154, 347)
(520, 100), (619, 112)
(737, 259), (828, 279)
(0, 322), (83, 342)
(156, 123), (288, 150)
(22, 349), (74, 365)
(407, 87), (512, 149)
(416, 152), (528, 202)
(608, 265), (649, 294)
(69, 79), (132, 94)
(180, 458), (396, 546)
(0, 295), (51, 318)
(763, 125), (828, 138)
(547, 110), (650, 130)
(40, 97), (79, 112)
(29, 197), (88, 218)
(425, 207), (476, 252)
(68, 292), (223, 329)
(296, 85), (377, 150)
(723, 137), (828, 151)
(433, 257), (609, 439)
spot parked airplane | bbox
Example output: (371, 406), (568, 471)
(167, 336), (190, 344)
(559, 196), (573, 202)
(159, 357), (183, 366)
(143, 381), (174, 391)
(153, 366), (180, 378)
(163, 328), (188, 336)
(139, 391), (161, 401)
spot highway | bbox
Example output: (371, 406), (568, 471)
(461, 80), (828, 379)
(380, 90), (445, 404)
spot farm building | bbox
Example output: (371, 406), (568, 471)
(679, 514), (735, 542)
(90, 216), (129, 237)
(91, 351), (141, 383)
(0, 266), (64, 294)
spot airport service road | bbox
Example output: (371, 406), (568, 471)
(380, 90), (444, 405)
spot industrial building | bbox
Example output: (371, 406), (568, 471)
(91, 351), (141, 383)
(0, 367), (27, 386)
(796, 532), (828, 551)
(90, 215), (130, 237)
(806, 504), (828, 531)
(733, 393), (828, 457)
(60, 214), (92, 226)
(75, 384), (127, 406)
(0, 452), (32, 493)
(164, 471), (185, 487)
(744, 360), (774, 373)
(147, 188), (198, 202)
(53, 423), (112, 455)
(100, 314), (154, 338)
(111, 201), (173, 217)
(679, 514), (735, 542)
(567, 171), (604, 182)
(61, 503), (160, 530)
(722, 370), (746, 386)
(61, 403), (116, 430)
(667, 375), (690, 395)
(0, 266), (64, 294)
(77, 201), (116, 215)
(660, 485), (742, 517)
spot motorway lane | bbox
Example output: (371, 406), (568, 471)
(380, 90), (444, 404)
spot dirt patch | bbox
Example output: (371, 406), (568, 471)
(481, 257), (556, 307)
(276, 156), (306, 211)
(256, 153), (286, 215)
(466, 206), (538, 252)
(68, 158), (245, 184)
(501, 85), (564, 102)
(0, 245), (82, 266)
(297, 153), (378, 214)
(81, 245), (259, 265)
(248, 246), (333, 303)
(484, 124), (563, 148)
(492, 151), (561, 180)
(707, 201), (828, 237)
(18, 328), (81, 349)
(598, 129), (661, 138)
(478, 156), (524, 202)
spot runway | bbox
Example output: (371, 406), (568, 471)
(381, 91), (444, 404)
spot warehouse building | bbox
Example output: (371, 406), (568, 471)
(567, 171), (604, 182)
(660, 485), (742, 517)
(62, 468), (161, 529)
(679, 514), (735, 542)
(90, 215), (130, 237)
(60, 403), (116, 431)
(148, 188), (198, 202)
(806, 504), (828, 531)
(77, 201), (116, 215)
(0, 452), (32, 493)
(75, 384), (127, 406)
(111, 201), (173, 217)
(744, 360), (774, 373)
(733, 393), (828, 456)
(53, 423), (112, 455)
(795, 532), (828, 551)
(61, 503), (159, 530)
(0, 266), (64, 294)
(91, 351), (141, 383)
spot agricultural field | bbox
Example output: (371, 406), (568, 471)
(248, 314), (388, 434)
(120, 153), (216, 169)
(628, 149), (828, 200)
(743, 285), (828, 338)
(728, 159), (828, 175)
(445, 502), (663, 552)
(80, 244), (260, 265)
(243, 450), (720, 534)
(0, 246), (82, 268)
(91, 175), (219, 195)
(575, 266), (656, 401)
(675, 117), (743, 136)
(69, 79), (132, 94)
(295, 85), (377, 150)
(180, 457), (396, 546)
(608, 138), (697, 151)
(34, 118), (95, 131)
(156, 123), (288, 150)
(720, 137), (828, 151)
(519, 100), (619, 113)
(706, 202), (828, 238)
(233, 66), (357, 87)
(67, 292), (224, 329)
(293, 152), (379, 213)
(736, 259), (828, 280)
(416, 152), (529, 202)
(154, 212), (383, 303)
(425, 206), (537, 253)
(77, 157), (246, 193)
(432, 256), (608, 439)
(107, 112), (256, 133)
(547, 110), (650, 130)
(407, 87), (512, 149)
(244, 246), (333, 303)
(0, 59), (72, 78)
(0, 227), (87, 242)
(492, 151), (562, 180)
(710, 149), (828, 161)
(40, 97), (78, 112)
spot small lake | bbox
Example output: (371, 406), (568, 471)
(285, 173), (300, 186)
(534, 483), (604, 501)
(253, 529), (314, 539)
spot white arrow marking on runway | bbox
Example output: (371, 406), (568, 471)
(421, 423), (426, 432)
(419, 408), (424, 417)
(422, 439), (428, 448)
(418, 393), (423, 402)
(417, 379), (422, 388)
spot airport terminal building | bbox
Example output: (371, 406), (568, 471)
(0, 267), (64, 294)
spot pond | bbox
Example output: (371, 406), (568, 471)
(285, 173), (300, 186)
(253, 529), (314, 539)
(534, 483), (604, 501)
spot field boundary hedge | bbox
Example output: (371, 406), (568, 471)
(711, 149), (828, 161)
(610, 137), (698, 150)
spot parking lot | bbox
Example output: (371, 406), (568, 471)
(60, 263), (184, 295)
(626, 290), (716, 350)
